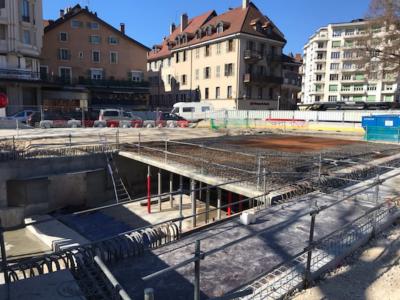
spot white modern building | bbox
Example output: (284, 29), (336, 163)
(301, 19), (399, 105)
(0, 0), (44, 112)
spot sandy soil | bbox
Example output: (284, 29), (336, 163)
(291, 222), (400, 300)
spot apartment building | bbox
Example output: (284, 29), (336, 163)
(41, 5), (150, 109)
(281, 54), (302, 109)
(148, 0), (289, 110)
(0, 0), (44, 112)
(301, 19), (400, 105)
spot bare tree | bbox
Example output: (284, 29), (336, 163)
(357, 0), (400, 80)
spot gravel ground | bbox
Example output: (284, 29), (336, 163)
(291, 221), (400, 300)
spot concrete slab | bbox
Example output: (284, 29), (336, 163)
(0, 270), (83, 299)
(4, 228), (50, 260)
(26, 215), (89, 252)
(109, 170), (400, 299)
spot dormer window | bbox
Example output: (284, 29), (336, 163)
(217, 23), (224, 34)
(206, 26), (213, 36)
(182, 34), (188, 44)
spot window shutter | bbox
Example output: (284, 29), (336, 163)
(232, 64), (235, 76)
(224, 64), (228, 76)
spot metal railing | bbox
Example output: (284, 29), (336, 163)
(0, 68), (40, 81)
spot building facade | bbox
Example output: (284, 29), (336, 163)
(148, 0), (291, 111)
(301, 19), (400, 105)
(0, 0), (43, 113)
(41, 5), (150, 110)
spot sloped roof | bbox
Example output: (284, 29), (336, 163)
(148, 3), (286, 61)
(45, 4), (150, 51)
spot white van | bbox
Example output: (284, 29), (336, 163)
(171, 102), (213, 122)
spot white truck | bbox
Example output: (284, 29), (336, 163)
(171, 102), (213, 122)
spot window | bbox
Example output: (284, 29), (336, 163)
(205, 88), (209, 99)
(0, 0), (5, 9)
(331, 52), (340, 59)
(330, 63), (339, 70)
(59, 67), (72, 83)
(384, 95), (394, 102)
(58, 48), (70, 60)
(317, 42), (325, 49)
(367, 95), (376, 102)
(25, 58), (32, 69)
(175, 52), (180, 63)
(216, 23), (224, 34)
(91, 69), (103, 80)
(108, 36), (119, 45)
(78, 51), (84, 59)
(343, 63), (352, 70)
(71, 20), (83, 29)
(332, 30), (342, 37)
(246, 86), (252, 98)
(316, 53), (324, 59)
(330, 74), (339, 81)
(224, 63), (234, 76)
(89, 35), (101, 44)
(195, 69), (199, 80)
(216, 66), (221, 78)
(195, 48), (200, 59)
(354, 84), (364, 91)
(131, 71), (144, 82)
(343, 51), (352, 59)
(59, 32), (68, 42)
(183, 51), (187, 62)
(87, 22), (99, 30)
(344, 40), (354, 47)
(258, 87), (263, 99)
(227, 40), (234, 52)
(227, 86), (233, 99)
(216, 43), (221, 55)
(315, 95), (321, 102)
(204, 67), (211, 79)
(328, 95), (338, 102)
(0, 24), (6, 40)
(205, 45), (211, 57)
(315, 84), (322, 92)
(367, 84), (377, 91)
(353, 95), (363, 101)
(384, 84), (393, 91)
(92, 50), (100, 62)
(202, 106), (211, 112)
(181, 75), (187, 85)
(316, 64), (323, 70)
(342, 74), (351, 80)
(345, 29), (354, 36)
(110, 52), (118, 64)
(216, 87), (220, 99)
(183, 107), (194, 113)
(332, 41), (341, 48)
(316, 74), (323, 81)
(355, 74), (364, 81)
(341, 85), (351, 91)
(342, 95), (350, 101)
(22, 30), (31, 44)
(329, 85), (338, 92)
(22, 0), (30, 22)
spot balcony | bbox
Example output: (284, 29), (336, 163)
(244, 50), (263, 63)
(0, 68), (40, 81)
(243, 73), (283, 85)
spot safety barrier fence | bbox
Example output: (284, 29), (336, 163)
(364, 126), (400, 143)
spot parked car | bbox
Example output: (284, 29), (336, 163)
(157, 112), (189, 128)
(171, 102), (213, 122)
(7, 110), (38, 123)
(97, 109), (143, 128)
(27, 111), (75, 128)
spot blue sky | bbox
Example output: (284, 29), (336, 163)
(43, 0), (371, 54)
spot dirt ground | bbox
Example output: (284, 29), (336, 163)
(291, 222), (400, 300)
(227, 135), (361, 153)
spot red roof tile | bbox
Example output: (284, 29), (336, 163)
(148, 3), (286, 61)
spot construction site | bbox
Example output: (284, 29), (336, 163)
(0, 127), (400, 300)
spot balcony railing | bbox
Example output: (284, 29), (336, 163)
(0, 68), (40, 81)
(243, 73), (283, 85)
(244, 50), (263, 62)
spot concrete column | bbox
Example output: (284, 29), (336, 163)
(158, 169), (162, 212)
(169, 172), (173, 208)
(147, 166), (151, 214)
(217, 188), (222, 220)
(0, 182), (7, 208)
(199, 182), (202, 201)
(191, 179), (196, 228)
(206, 186), (210, 224)
(179, 175), (183, 232)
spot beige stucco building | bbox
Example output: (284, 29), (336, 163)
(148, 0), (292, 110)
(41, 5), (150, 109)
(0, 0), (43, 113)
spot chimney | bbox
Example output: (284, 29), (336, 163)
(181, 13), (188, 32)
(242, 0), (250, 9)
(120, 23), (125, 34)
(170, 23), (176, 34)
(60, 9), (65, 18)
